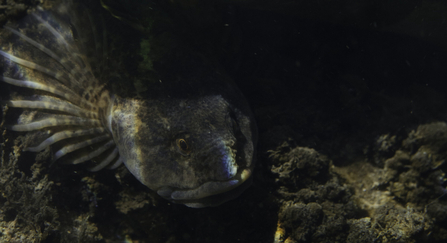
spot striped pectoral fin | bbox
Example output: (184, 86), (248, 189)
(4, 116), (119, 170)
(0, 76), (70, 98)
(50, 135), (120, 170)
(88, 147), (119, 172)
(0, 56), (96, 110)
(3, 24), (90, 86)
(0, 4), (121, 172)
(53, 134), (111, 161)
(3, 100), (98, 119)
(7, 116), (101, 132)
(24, 128), (107, 152)
(71, 140), (115, 165)
(108, 156), (124, 170)
(1, 9), (103, 104)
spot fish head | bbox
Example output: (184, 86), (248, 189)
(111, 94), (257, 207)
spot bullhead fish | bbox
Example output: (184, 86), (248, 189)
(0, 1), (257, 208)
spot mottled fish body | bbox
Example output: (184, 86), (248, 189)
(0, 1), (257, 207)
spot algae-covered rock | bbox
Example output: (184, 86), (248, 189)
(0, 131), (102, 242)
(269, 142), (360, 242)
(0, 0), (39, 26)
(335, 122), (447, 242)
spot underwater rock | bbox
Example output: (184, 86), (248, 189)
(0, 0), (39, 26)
(269, 141), (360, 242)
(336, 122), (447, 242)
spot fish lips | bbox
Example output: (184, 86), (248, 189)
(157, 168), (253, 208)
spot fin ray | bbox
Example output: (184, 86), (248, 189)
(31, 13), (85, 67)
(108, 156), (124, 170)
(53, 135), (111, 161)
(0, 52), (96, 109)
(25, 128), (106, 152)
(3, 25), (89, 87)
(89, 147), (119, 172)
(9, 116), (101, 131)
(72, 140), (115, 165)
(3, 100), (98, 118)
(0, 50), (71, 85)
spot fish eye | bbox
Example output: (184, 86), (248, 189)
(176, 138), (191, 155)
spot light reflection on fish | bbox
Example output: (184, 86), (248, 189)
(0, 1), (257, 208)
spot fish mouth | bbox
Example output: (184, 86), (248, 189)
(157, 168), (253, 208)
